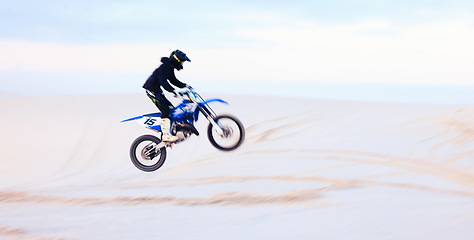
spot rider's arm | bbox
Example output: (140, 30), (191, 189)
(168, 72), (187, 89)
(158, 76), (176, 93)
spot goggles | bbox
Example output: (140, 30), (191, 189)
(173, 54), (185, 65)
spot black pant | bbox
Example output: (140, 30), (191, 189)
(146, 90), (173, 119)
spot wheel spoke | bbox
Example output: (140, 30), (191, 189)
(208, 115), (245, 151)
(130, 135), (167, 172)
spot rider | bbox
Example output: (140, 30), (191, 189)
(143, 49), (191, 142)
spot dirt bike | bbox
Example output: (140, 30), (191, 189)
(121, 88), (245, 172)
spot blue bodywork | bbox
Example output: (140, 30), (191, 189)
(121, 97), (228, 130)
(121, 113), (162, 123)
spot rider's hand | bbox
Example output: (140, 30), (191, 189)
(172, 90), (179, 98)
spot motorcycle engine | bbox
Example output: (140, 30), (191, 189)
(175, 130), (191, 142)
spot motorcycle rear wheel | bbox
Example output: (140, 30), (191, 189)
(129, 134), (167, 172)
(207, 115), (245, 151)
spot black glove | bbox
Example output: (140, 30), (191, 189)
(172, 90), (179, 98)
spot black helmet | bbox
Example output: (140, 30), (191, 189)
(170, 49), (191, 70)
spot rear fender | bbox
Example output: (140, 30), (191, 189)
(121, 115), (143, 123)
(121, 113), (162, 122)
(121, 113), (163, 131)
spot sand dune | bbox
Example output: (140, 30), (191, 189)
(1, 93), (474, 239)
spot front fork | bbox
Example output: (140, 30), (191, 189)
(199, 105), (226, 137)
(209, 118), (226, 136)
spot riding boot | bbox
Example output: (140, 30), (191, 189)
(161, 118), (179, 142)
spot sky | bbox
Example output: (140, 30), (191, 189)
(1, 0), (474, 101)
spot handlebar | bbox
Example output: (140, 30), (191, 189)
(174, 87), (204, 104)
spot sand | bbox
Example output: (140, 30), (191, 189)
(1, 93), (474, 240)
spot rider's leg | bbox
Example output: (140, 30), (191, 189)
(160, 118), (178, 142)
(146, 91), (172, 117)
(146, 91), (178, 142)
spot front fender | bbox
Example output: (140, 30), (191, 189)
(202, 98), (228, 105)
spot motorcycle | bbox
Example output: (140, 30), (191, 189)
(121, 88), (245, 172)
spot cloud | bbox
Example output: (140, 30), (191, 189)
(233, 18), (474, 84)
(1, 17), (474, 90)
(0, 39), (177, 74)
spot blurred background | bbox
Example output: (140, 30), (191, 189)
(1, 0), (474, 104)
(2, 2), (474, 239)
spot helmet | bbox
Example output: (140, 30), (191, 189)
(170, 49), (191, 70)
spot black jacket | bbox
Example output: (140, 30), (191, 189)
(143, 57), (186, 94)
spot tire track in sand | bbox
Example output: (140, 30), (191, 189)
(0, 224), (76, 240)
(0, 190), (328, 207)
(148, 148), (474, 198)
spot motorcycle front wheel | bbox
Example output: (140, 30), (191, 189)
(208, 115), (245, 151)
(129, 135), (167, 172)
